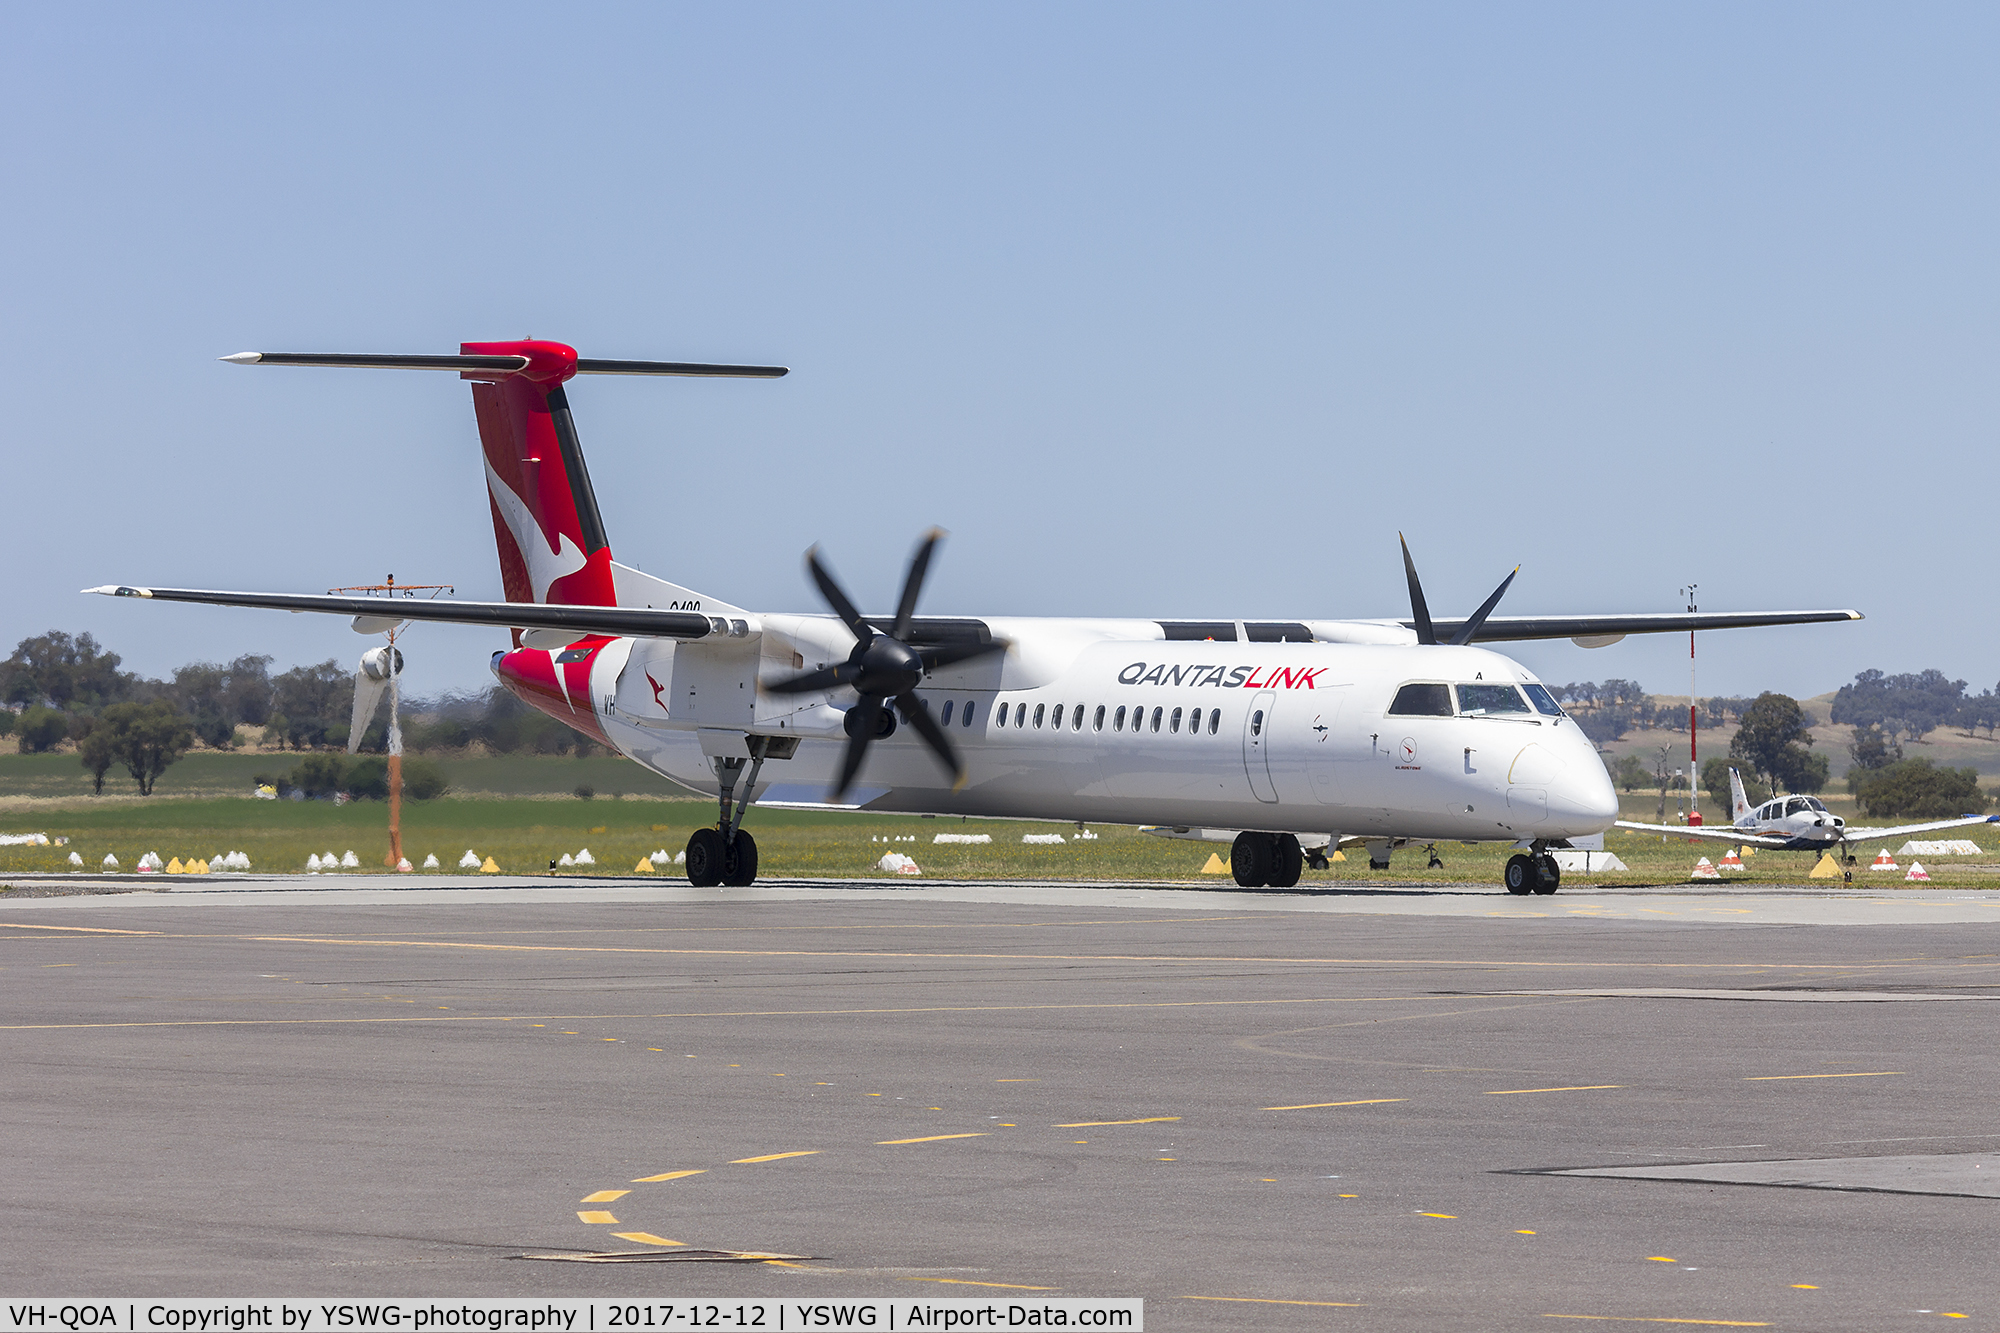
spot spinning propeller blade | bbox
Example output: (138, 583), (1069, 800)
(1398, 535), (1519, 648)
(765, 530), (993, 800)
(1399, 533), (1436, 646)
(1449, 567), (1520, 646)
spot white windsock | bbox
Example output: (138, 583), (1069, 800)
(347, 644), (403, 754)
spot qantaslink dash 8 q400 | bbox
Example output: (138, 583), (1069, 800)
(85, 340), (1862, 894)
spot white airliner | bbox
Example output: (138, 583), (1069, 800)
(1618, 766), (1996, 857)
(85, 341), (1864, 895)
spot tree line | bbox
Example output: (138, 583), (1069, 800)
(1594, 671), (1993, 821)
(1, 630), (602, 797)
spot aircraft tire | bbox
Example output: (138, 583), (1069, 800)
(723, 831), (759, 887)
(1268, 834), (1304, 888)
(1231, 832), (1272, 888)
(1533, 853), (1560, 895)
(686, 828), (727, 887)
(1504, 854), (1535, 895)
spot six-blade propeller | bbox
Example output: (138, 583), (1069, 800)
(764, 529), (1007, 800)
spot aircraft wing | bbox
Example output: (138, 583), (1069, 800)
(83, 584), (723, 641)
(1841, 814), (2000, 842)
(1423, 609), (1862, 645)
(1613, 820), (1794, 848)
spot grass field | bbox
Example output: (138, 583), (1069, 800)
(2, 781), (1994, 888)
(0, 750), (688, 802)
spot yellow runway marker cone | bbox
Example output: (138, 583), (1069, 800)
(480, 856), (501, 873)
(1809, 852), (1839, 878)
(1200, 852), (1228, 874)
(165, 858), (184, 874)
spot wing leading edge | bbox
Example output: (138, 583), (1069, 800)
(1613, 821), (1795, 848)
(1420, 609), (1862, 645)
(82, 585), (723, 641)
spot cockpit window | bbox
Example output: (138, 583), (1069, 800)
(1804, 797), (1827, 812)
(1785, 797), (1809, 816)
(1388, 683), (1453, 716)
(1455, 684), (1530, 716)
(1521, 683), (1565, 717)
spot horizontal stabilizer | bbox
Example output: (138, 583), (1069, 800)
(83, 585), (743, 643)
(221, 351), (787, 378)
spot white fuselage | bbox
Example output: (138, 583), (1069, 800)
(1734, 795), (1847, 848)
(566, 616), (1619, 844)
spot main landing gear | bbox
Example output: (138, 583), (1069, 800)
(686, 738), (780, 888)
(1504, 850), (1561, 896)
(1231, 832), (1304, 889)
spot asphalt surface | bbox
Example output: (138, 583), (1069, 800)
(4, 877), (1999, 1330)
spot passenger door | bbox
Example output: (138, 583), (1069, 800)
(1243, 691), (1278, 803)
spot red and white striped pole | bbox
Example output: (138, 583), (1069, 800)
(1684, 584), (1701, 825)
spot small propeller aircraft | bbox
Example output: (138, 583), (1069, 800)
(1617, 765), (1997, 859)
(86, 340), (1865, 894)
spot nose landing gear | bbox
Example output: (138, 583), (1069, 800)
(1504, 851), (1561, 895)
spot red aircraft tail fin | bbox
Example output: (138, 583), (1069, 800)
(461, 340), (620, 610)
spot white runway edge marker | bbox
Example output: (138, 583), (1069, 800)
(0, 1300), (1145, 1332)
(933, 832), (992, 844)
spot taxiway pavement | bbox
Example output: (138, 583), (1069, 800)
(3, 878), (1997, 1329)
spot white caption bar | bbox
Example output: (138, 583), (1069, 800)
(0, 1303), (1142, 1333)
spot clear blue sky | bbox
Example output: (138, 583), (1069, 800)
(6, 3), (1994, 703)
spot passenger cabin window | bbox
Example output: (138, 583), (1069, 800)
(1250, 709), (1264, 737)
(962, 701), (976, 728)
(1150, 706), (1163, 733)
(1521, 683), (1565, 717)
(997, 702), (1010, 728)
(1071, 705), (1084, 731)
(1388, 683), (1453, 716)
(1114, 705), (1127, 732)
(940, 700), (954, 727)
(1455, 684), (1530, 716)
(1093, 705), (1105, 732)
(1033, 704), (1046, 729)
(1169, 707), (1182, 734)
(1208, 708), (1221, 735)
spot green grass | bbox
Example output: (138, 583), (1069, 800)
(3, 751), (1993, 888)
(0, 790), (1993, 887)
(0, 750), (691, 801)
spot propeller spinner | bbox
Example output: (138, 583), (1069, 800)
(764, 529), (1006, 800)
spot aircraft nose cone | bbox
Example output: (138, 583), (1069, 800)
(1546, 749), (1619, 829)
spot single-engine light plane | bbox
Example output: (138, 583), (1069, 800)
(1617, 765), (1997, 860)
